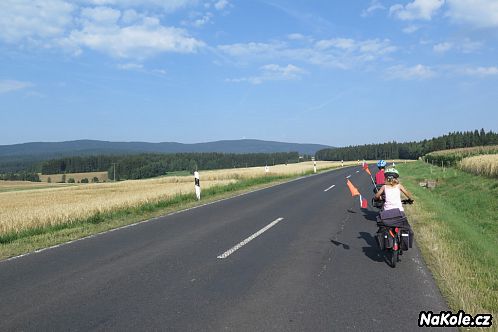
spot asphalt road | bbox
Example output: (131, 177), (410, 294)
(0, 166), (451, 331)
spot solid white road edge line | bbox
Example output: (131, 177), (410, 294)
(324, 184), (336, 192)
(217, 217), (284, 259)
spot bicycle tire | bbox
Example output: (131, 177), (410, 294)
(390, 250), (397, 268)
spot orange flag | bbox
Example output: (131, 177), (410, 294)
(346, 179), (360, 196)
(363, 163), (372, 176)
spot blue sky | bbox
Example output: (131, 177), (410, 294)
(1, 0), (497, 147)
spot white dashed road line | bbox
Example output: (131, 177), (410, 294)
(324, 184), (335, 192)
(346, 175), (351, 179)
(217, 217), (284, 259)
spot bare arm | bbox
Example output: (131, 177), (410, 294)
(374, 186), (385, 200)
(399, 184), (412, 200)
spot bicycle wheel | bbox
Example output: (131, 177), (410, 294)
(390, 250), (397, 268)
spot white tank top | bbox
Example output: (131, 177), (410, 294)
(384, 185), (404, 211)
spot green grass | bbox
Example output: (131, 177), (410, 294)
(0, 170), (326, 260)
(397, 161), (498, 318)
(163, 170), (191, 177)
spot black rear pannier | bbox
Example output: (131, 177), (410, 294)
(376, 208), (414, 251)
(400, 230), (410, 250)
(376, 230), (385, 249)
(376, 228), (393, 250)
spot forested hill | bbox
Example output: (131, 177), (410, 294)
(0, 139), (331, 173)
(316, 129), (498, 161)
(40, 152), (300, 180)
(0, 139), (330, 158)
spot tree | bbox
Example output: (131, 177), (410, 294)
(81, 178), (89, 183)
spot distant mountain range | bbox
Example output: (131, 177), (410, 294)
(0, 139), (331, 157)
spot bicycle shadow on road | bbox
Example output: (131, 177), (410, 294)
(358, 231), (386, 264)
(361, 208), (378, 222)
(330, 239), (350, 250)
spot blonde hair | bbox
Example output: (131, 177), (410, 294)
(386, 177), (399, 186)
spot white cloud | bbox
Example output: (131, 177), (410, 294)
(0, 1), (206, 59)
(80, 6), (121, 25)
(315, 38), (356, 51)
(433, 42), (452, 53)
(83, 0), (196, 12)
(121, 9), (142, 24)
(0, 0), (75, 43)
(433, 39), (482, 54)
(261, 64), (306, 78)
(117, 63), (144, 70)
(218, 37), (397, 70)
(63, 14), (205, 59)
(0, 80), (33, 93)
(361, 0), (386, 17)
(227, 64), (307, 85)
(386, 64), (436, 80)
(402, 25), (420, 33)
(116, 63), (167, 76)
(182, 12), (213, 28)
(287, 33), (306, 41)
(460, 39), (483, 53)
(218, 41), (287, 58)
(214, 0), (229, 11)
(446, 0), (498, 28)
(390, 0), (445, 20)
(463, 66), (498, 76)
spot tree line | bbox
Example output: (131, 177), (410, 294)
(316, 129), (498, 161)
(0, 172), (41, 182)
(40, 152), (301, 180)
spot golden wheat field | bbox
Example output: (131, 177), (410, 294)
(427, 145), (498, 157)
(458, 154), (498, 178)
(0, 161), (351, 236)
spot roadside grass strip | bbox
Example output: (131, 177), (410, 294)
(217, 217), (284, 259)
(397, 161), (498, 320)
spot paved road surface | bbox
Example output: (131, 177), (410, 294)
(0, 166), (451, 331)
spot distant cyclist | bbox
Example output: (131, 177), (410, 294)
(375, 160), (386, 186)
(374, 167), (413, 211)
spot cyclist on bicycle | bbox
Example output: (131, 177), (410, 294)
(374, 167), (413, 211)
(375, 160), (386, 185)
